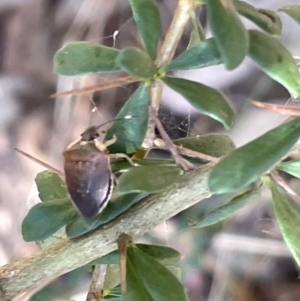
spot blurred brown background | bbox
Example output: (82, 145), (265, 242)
(1, 0), (300, 300)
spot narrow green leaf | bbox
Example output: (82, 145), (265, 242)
(279, 6), (300, 26)
(90, 244), (181, 266)
(277, 160), (300, 178)
(35, 171), (69, 202)
(248, 30), (300, 98)
(54, 42), (121, 75)
(192, 188), (260, 228)
(173, 134), (235, 158)
(265, 176), (300, 266)
(117, 165), (182, 194)
(162, 77), (234, 130)
(136, 244), (181, 266)
(129, 0), (161, 60)
(209, 118), (300, 194)
(206, 0), (248, 69)
(116, 48), (157, 79)
(22, 198), (78, 242)
(66, 193), (145, 239)
(104, 287), (122, 300)
(165, 38), (222, 72)
(104, 84), (149, 154)
(124, 244), (188, 301)
(234, 1), (282, 35)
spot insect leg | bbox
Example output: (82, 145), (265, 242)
(104, 134), (117, 147)
(110, 153), (134, 165)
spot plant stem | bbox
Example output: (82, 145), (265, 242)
(0, 163), (212, 300)
(143, 0), (194, 149)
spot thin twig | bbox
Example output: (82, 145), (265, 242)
(153, 138), (219, 163)
(251, 100), (300, 116)
(86, 265), (107, 301)
(50, 76), (140, 98)
(117, 234), (132, 293)
(151, 108), (195, 171)
(270, 170), (300, 205)
(14, 148), (64, 176)
(156, 0), (194, 68)
(143, 0), (194, 149)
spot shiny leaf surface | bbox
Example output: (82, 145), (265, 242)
(105, 84), (149, 154)
(234, 1), (282, 35)
(209, 118), (300, 194)
(279, 5), (300, 26)
(206, 0), (248, 69)
(248, 30), (300, 98)
(90, 244), (181, 266)
(265, 176), (300, 266)
(116, 48), (157, 79)
(173, 134), (235, 158)
(22, 198), (78, 242)
(35, 171), (69, 202)
(165, 38), (222, 71)
(192, 188), (259, 227)
(277, 160), (300, 178)
(54, 42), (121, 75)
(117, 165), (182, 194)
(124, 244), (188, 301)
(163, 77), (234, 130)
(129, 0), (161, 60)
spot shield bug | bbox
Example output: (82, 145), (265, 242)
(63, 117), (133, 218)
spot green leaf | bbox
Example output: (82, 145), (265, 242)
(277, 160), (300, 178)
(206, 0), (248, 69)
(265, 176), (300, 266)
(173, 134), (235, 158)
(104, 84), (149, 154)
(279, 6), (300, 26)
(35, 171), (69, 202)
(248, 30), (300, 98)
(90, 244), (181, 266)
(116, 48), (157, 79)
(234, 1), (282, 35)
(54, 42), (121, 75)
(192, 188), (260, 228)
(124, 244), (188, 301)
(104, 287), (122, 300)
(117, 165), (182, 194)
(209, 118), (300, 194)
(66, 193), (145, 239)
(129, 0), (161, 60)
(136, 244), (181, 266)
(165, 38), (222, 72)
(22, 198), (78, 242)
(162, 77), (234, 130)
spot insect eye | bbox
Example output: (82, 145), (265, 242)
(81, 126), (99, 141)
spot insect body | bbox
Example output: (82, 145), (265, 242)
(63, 126), (117, 218)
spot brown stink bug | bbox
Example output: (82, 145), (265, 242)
(63, 117), (134, 218)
